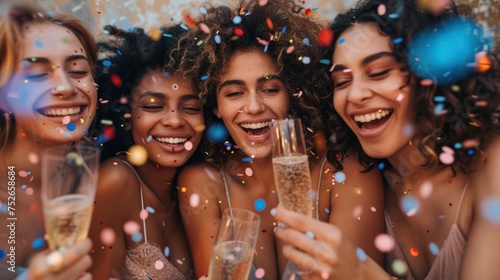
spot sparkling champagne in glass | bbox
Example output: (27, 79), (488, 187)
(208, 208), (260, 280)
(271, 118), (313, 216)
(42, 142), (99, 251)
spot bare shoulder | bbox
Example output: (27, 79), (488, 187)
(472, 135), (500, 197)
(177, 162), (223, 193)
(97, 158), (140, 200)
(340, 151), (383, 192)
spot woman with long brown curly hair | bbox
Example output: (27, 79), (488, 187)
(173, 0), (384, 279)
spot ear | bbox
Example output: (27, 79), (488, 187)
(212, 107), (220, 118)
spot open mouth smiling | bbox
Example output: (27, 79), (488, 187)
(155, 137), (188, 145)
(38, 106), (85, 117)
(353, 109), (393, 130)
(240, 122), (270, 137)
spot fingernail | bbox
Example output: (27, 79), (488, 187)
(321, 270), (330, 279)
(270, 208), (277, 216)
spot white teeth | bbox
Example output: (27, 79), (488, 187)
(240, 122), (269, 129)
(43, 106), (81, 117)
(354, 110), (391, 123)
(155, 137), (187, 144)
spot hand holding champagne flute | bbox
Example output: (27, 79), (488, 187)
(271, 118), (314, 216)
(41, 142), (100, 252)
(208, 208), (261, 280)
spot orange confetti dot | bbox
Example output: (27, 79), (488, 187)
(149, 27), (161, 41)
(410, 247), (419, 256)
(266, 17), (273, 30)
(475, 51), (491, 73)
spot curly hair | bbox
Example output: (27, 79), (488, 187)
(323, 0), (500, 174)
(0, 2), (97, 152)
(172, 0), (330, 167)
(95, 24), (202, 162)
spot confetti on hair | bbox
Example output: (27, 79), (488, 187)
(234, 28), (244, 36)
(475, 51), (491, 73)
(233, 16), (242, 24)
(182, 13), (196, 28)
(200, 7), (207, 14)
(180, 24), (189, 30)
(214, 34), (221, 44)
(286, 46), (294, 54)
(111, 73), (122, 87)
(154, 260), (165, 270)
(199, 23), (210, 34)
(102, 60), (112, 67)
(377, 4), (387, 15)
(318, 28), (334, 47)
(266, 17), (273, 30)
(149, 27), (161, 41)
(302, 56), (311, 64)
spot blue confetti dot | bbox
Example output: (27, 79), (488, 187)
(434, 103), (445, 115)
(356, 248), (367, 262)
(102, 29), (110, 35)
(378, 162), (385, 170)
(206, 123), (228, 143)
(338, 38), (345, 44)
(334, 171), (346, 183)
(0, 204), (8, 214)
(400, 195), (420, 216)
(201, 75), (208, 81)
(254, 199), (266, 211)
(22, 185), (27, 189)
(467, 149), (475, 156)
(102, 60), (112, 67)
(454, 142), (462, 149)
(481, 197), (500, 224)
(429, 242), (439, 255)
(32, 237), (45, 249)
(132, 232), (143, 242)
(117, 50), (122, 56)
(305, 231), (315, 239)
(233, 16), (242, 24)
(302, 56), (311, 64)
(180, 24), (188, 30)
(393, 37), (403, 44)
(407, 17), (490, 85)
(325, 208), (330, 214)
(164, 246), (170, 257)
(200, 7), (207, 14)
(242, 157), (253, 163)
(320, 59), (331, 65)
(388, 13), (399, 19)
(0, 249), (5, 260)
(109, 18), (116, 25)
(146, 206), (155, 213)
(163, 33), (173, 38)
(433, 96), (446, 102)
(147, 135), (153, 142)
(281, 26), (286, 34)
(66, 123), (76, 131)
(34, 39), (43, 48)
(303, 38), (311, 46)
(215, 35), (221, 44)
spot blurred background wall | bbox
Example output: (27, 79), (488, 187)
(35, 0), (499, 49)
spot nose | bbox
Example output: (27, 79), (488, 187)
(346, 79), (374, 104)
(161, 109), (185, 128)
(50, 70), (76, 99)
(243, 93), (265, 114)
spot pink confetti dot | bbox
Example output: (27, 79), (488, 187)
(352, 205), (362, 218)
(140, 209), (149, 220)
(245, 167), (253, 177)
(255, 268), (265, 278)
(396, 93), (405, 102)
(184, 141), (193, 151)
(100, 228), (116, 245)
(462, 139), (479, 148)
(258, 0), (268, 6)
(374, 233), (395, 252)
(286, 46), (294, 54)
(26, 187), (34, 195)
(442, 146), (454, 155)
(154, 260), (165, 270)
(28, 153), (39, 164)
(421, 79), (433, 86)
(176, 259), (184, 265)
(377, 4), (387, 15)
(62, 116), (71, 124)
(189, 193), (200, 207)
(19, 171), (28, 177)
(371, 207), (377, 212)
(439, 152), (454, 165)
(123, 221), (140, 235)
(199, 23), (210, 34)
(419, 181), (433, 199)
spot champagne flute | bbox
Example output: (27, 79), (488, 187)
(41, 141), (99, 251)
(271, 118), (313, 216)
(208, 208), (261, 280)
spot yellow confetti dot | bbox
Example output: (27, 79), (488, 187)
(127, 145), (148, 166)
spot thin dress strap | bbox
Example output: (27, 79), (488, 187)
(453, 177), (471, 224)
(120, 159), (148, 244)
(220, 170), (232, 211)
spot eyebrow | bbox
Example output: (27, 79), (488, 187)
(21, 55), (89, 65)
(218, 74), (283, 91)
(332, 51), (397, 73)
(139, 91), (199, 101)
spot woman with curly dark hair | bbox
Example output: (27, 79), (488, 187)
(88, 24), (201, 279)
(173, 0), (384, 278)
(273, 0), (500, 279)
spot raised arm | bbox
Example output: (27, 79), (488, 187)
(177, 164), (224, 278)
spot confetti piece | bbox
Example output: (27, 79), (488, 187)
(124, 221), (141, 234)
(377, 4), (387, 15)
(233, 16), (242, 24)
(255, 268), (265, 278)
(286, 46), (294, 54)
(234, 28), (244, 36)
(419, 181), (433, 199)
(32, 237), (45, 249)
(154, 260), (165, 270)
(254, 199), (266, 211)
(438, 152), (454, 165)
(374, 233), (394, 252)
(302, 56), (311, 64)
(102, 60), (112, 67)
(338, 38), (345, 44)
(429, 242), (439, 255)
(28, 153), (39, 164)
(127, 145), (148, 166)
(132, 232), (143, 242)
(400, 195), (420, 216)
(356, 248), (367, 261)
(305, 231), (315, 239)
(111, 74), (122, 87)
(410, 247), (419, 256)
(318, 28), (334, 47)
(245, 167), (253, 177)
(184, 141), (193, 151)
(100, 228), (116, 245)
(207, 123), (228, 143)
(266, 18), (273, 30)
(190, 193), (200, 207)
(391, 259), (408, 276)
(164, 246), (170, 257)
(334, 171), (346, 183)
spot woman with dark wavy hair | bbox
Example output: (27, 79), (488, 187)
(88, 24), (201, 279)
(173, 0), (384, 278)
(273, 0), (500, 279)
